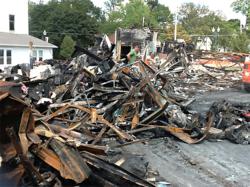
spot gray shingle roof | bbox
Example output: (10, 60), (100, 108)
(0, 32), (57, 48)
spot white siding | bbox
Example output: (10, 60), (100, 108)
(32, 48), (53, 61)
(0, 47), (29, 70)
(0, 47), (53, 71)
(12, 47), (30, 65)
(196, 37), (212, 51)
(0, 0), (29, 34)
(43, 48), (53, 60)
(0, 1), (55, 71)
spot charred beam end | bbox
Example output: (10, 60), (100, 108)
(72, 46), (103, 62)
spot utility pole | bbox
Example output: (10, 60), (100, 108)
(174, 7), (178, 41)
(212, 26), (220, 51)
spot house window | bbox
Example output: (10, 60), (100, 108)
(9, 15), (15, 31)
(7, 50), (12, 64)
(32, 50), (37, 59)
(0, 50), (4, 64)
(38, 50), (43, 61)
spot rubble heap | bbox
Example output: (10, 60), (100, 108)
(0, 47), (249, 186)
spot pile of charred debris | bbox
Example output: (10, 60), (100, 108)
(0, 45), (249, 187)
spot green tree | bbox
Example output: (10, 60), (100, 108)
(178, 3), (228, 48)
(231, 33), (250, 53)
(100, 10), (124, 34)
(179, 3), (222, 35)
(177, 2), (250, 52)
(60, 35), (76, 59)
(123, 0), (156, 28)
(29, 0), (102, 58)
(232, 0), (250, 28)
(101, 0), (172, 34)
(146, 0), (159, 10)
(104, 0), (122, 12)
(216, 20), (239, 51)
(163, 24), (191, 42)
(153, 4), (173, 27)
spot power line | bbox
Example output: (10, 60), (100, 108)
(30, 30), (240, 38)
(190, 34), (239, 37)
(163, 33), (239, 37)
(30, 30), (94, 36)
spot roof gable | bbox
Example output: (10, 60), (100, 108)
(0, 32), (57, 48)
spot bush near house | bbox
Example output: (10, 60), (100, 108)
(60, 35), (75, 59)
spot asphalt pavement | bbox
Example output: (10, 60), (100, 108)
(125, 88), (250, 187)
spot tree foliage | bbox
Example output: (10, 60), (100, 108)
(163, 24), (191, 42)
(231, 0), (250, 16)
(231, 0), (250, 27)
(177, 2), (249, 53)
(123, 0), (156, 28)
(146, 0), (158, 10)
(179, 3), (223, 35)
(29, 0), (103, 58)
(231, 33), (250, 53)
(60, 35), (76, 59)
(101, 0), (173, 34)
(104, 0), (122, 12)
(29, 0), (249, 53)
(152, 4), (173, 26)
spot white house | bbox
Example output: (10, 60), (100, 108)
(196, 37), (212, 51)
(0, 0), (57, 70)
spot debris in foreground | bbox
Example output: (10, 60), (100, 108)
(0, 47), (249, 186)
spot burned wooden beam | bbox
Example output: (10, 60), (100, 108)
(81, 151), (155, 187)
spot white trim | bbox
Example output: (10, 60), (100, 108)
(6, 49), (12, 65)
(0, 48), (12, 65)
(0, 49), (4, 65)
(0, 44), (57, 48)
